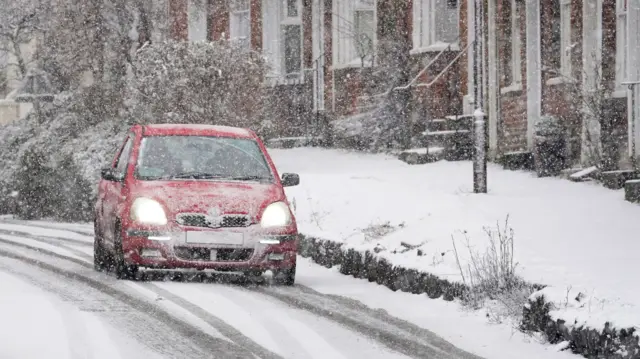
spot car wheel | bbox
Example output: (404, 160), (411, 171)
(114, 223), (138, 280)
(274, 265), (296, 286)
(93, 221), (107, 272)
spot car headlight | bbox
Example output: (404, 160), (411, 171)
(130, 197), (167, 226)
(260, 201), (292, 228)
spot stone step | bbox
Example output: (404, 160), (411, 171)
(419, 130), (473, 161)
(421, 129), (471, 147)
(398, 147), (445, 165)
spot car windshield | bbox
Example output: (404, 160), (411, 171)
(135, 135), (274, 182)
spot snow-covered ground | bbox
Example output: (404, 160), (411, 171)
(0, 220), (575, 359)
(269, 148), (640, 337)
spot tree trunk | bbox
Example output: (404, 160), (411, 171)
(11, 37), (27, 78)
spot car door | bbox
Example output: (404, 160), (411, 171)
(102, 135), (134, 248)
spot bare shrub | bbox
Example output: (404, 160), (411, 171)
(452, 216), (534, 323)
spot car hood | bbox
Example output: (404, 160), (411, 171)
(131, 180), (285, 219)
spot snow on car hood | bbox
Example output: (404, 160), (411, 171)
(131, 180), (285, 219)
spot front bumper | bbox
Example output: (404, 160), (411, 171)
(122, 228), (298, 271)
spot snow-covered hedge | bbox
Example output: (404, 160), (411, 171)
(127, 40), (268, 127)
(300, 234), (640, 359)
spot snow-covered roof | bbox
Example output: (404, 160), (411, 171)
(142, 124), (254, 138)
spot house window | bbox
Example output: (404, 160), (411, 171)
(187, 0), (208, 41)
(281, 0), (302, 76)
(547, 0), (571, 78)
(560, 0), (572, 77)
(548, 0), (562, 72)
(354, 2), (375, 62)
(332, 0), (377, 67)
(230, 0), (251, 50)
(500, 0), (522, 88)
(412, 0), (459, 50)
(287, 0), (299, 17)
(616, 0), (627, 88)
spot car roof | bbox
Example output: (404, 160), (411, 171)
(141, 124), (255, 139)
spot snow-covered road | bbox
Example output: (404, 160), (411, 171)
(0, 220), (481, 359)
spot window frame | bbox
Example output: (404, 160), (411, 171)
(560, 0), (572, 77)
(411, 0), (460, 54)
(353, 1), (376, 64)
(280, 0), (303, 78)
(500, 0), (523, 93)
(331, 0), (377, 69)
(616, 0), (628, 91)
(229, 0), (251, 51)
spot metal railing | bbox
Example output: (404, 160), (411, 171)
(356, 36), (464, 106)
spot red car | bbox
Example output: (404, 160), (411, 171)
(93, 124), (300, 284)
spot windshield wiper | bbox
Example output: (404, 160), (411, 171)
(171, 172), (225, 179)
(228, 175), (272, 182)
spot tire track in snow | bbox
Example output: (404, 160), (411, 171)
(252, 285), (480, 359)
(0, 247), (258, 359)
(0, 261), (179, 359)
(0, 219), (95, 237)
(0, 221), (484, 359)
(0, 234), (284, 359)
(0, 227), (92, 246)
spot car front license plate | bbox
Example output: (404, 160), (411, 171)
(209, 249), (217, 261)
(185, 231), (244, 246)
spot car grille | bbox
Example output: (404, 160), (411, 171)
(174, 247), (254, 262)
(176, 213), (250, 228)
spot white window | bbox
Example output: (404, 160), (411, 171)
(262, 0), (303, 80)
(332, 0), (376, 68)
(354, 1), (375, 63)
(230, 0), (251, 50)
(312, 0), (326, 110)
(187, 0), (208, 42)
(500, 0), (522, 90)
(616, 0), (628, 89)
(412, 0), (459, 52)
(560, 0), (572, 77)
(281, 0), (303, 77)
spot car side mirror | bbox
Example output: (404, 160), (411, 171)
(101, 167), (124, 182)
(281, 173), (300, 187)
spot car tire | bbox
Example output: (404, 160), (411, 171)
(114, 223), (138, 280)
(274, 265), (296, 286)
(93, 221), (107, 272)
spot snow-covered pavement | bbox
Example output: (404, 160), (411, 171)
(0, 220), (491, 359)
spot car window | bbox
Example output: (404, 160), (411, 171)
(135, 135), (273, 181)
(114, 137), (133, 175)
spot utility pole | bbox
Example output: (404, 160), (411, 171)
(473, 0), (488, 193)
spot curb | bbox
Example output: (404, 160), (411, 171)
(299, 234), (640, 359)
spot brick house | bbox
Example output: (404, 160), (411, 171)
(166, 0), (473, 142)
(167, 0), (318, 138)
(494, 0), (640, 169)
(166, 0), (640, 168)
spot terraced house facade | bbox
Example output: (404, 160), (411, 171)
(167, 0), (640, 171)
